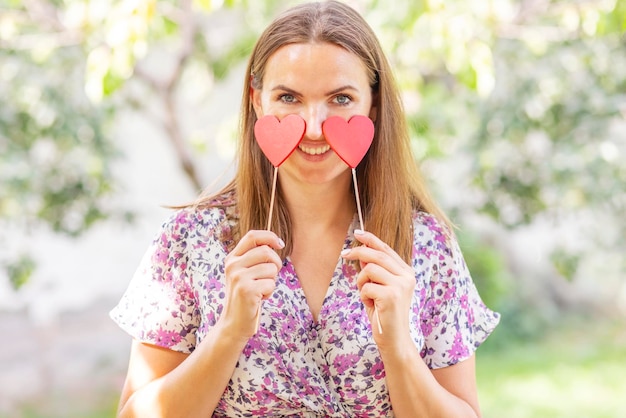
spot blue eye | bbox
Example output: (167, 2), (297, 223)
(334, 94), (352, 105)
(280, 94), (297, 104)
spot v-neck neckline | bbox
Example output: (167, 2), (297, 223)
(282, 215), (358, 326)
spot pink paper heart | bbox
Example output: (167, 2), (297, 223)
(322, 115), (374, 168)
(254, 114), (306, 167)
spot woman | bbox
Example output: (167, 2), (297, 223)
(111, 1), (500, 416)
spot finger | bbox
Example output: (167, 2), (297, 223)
(355, 262), (395, 290)
(240, 244), (284, 270)
(226, 244), (283, 280)
(353, 229), (406, 266)
(228, 261), (281, 288)
(357, 281), (385, 335)
(256, 277), (277, 300)
(359, 280), (385, 308)
(246, 261), (282, 281)
(231, 229), (285, 257)
(227, 264), (278, 317)
(343, 245), (406, 277)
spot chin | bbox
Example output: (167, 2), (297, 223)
(300, 167), (351, 186)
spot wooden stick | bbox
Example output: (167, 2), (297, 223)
(255, 166), (279, 334)
(352, 168), (383, 334)
(374, 307), (383, 334)
(254, 302), (262, 334)
(267, 166), (279, 231)
(352, 168), (364, 232)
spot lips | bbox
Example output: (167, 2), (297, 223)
(298, 144), (331, 155)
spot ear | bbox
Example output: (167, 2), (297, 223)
(368, 104), (377, 123)
(368, 91), (378, 122)
(250, 80), (263, 119)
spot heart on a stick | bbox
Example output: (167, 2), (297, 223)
(323, 115), (375, 168)
(254, 114), (306, 167)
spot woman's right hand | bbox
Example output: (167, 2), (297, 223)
(116, 230), (284, 418)
(220, 230), (285, 340)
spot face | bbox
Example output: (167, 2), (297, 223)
(252, 42), (376, 186)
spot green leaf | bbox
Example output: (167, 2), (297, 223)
(550, 249), (580, 282)
(5, 254), (36, 290)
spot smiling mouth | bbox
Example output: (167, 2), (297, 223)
(298, 144), (331, 155)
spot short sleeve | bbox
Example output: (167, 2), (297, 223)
(110, 210), (200, 353)
(413, 214), (500, 369)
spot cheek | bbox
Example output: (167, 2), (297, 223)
(254, 91), (289, 117)
(259, 98), (288, 118)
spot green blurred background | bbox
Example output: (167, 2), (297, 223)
(1, 0), (624, 417)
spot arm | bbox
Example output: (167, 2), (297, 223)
(380, 344), (480, 418)
(342, 230), (481, 417)
(118, 327), (249, 417)
(116, 230), (285, 417)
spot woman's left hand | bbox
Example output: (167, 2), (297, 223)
(341, 229), (416, 348)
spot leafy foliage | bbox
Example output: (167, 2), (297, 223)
(0, 46), (116, 236)
(0, 0), (288, 288)
(4, 253), (36, 290)
(1, 1), (624, 322)
(361, 0), (625, 317)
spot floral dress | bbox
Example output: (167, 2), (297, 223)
(110, 204), (500, 417)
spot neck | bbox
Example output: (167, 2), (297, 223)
(280, 171), (355, 232)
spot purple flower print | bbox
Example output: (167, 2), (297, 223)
(154, 246), (169, 267)
(370, 360), (386, 380)
(460, 294), (469, 310)
(242, 336), (267, 358)
(446, 331), (470, 363)
(333, 354), (360, 374)
(154, 328), (182, 348)
(110, 206), (499, 417)
(444, 286), (456, 301)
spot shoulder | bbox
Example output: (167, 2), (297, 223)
(411, 211), (455, 251)
(160, 206), (225, 233)
(409, 210), (464, 277)
(157, 203), (236, 249)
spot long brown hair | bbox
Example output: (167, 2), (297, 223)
(194, 1), (449, 262)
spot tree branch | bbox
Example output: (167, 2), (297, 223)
(131, 0), (203, 193)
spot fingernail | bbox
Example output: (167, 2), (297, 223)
(277, 238), (285, 248)
(340, 248), (351, 257)
(354, 229), (365, 235)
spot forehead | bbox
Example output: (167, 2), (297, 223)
(262, 42), (371, 90)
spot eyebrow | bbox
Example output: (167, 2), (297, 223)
(271, 84), (358, 96)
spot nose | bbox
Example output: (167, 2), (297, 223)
(302, 107), (327, 141)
